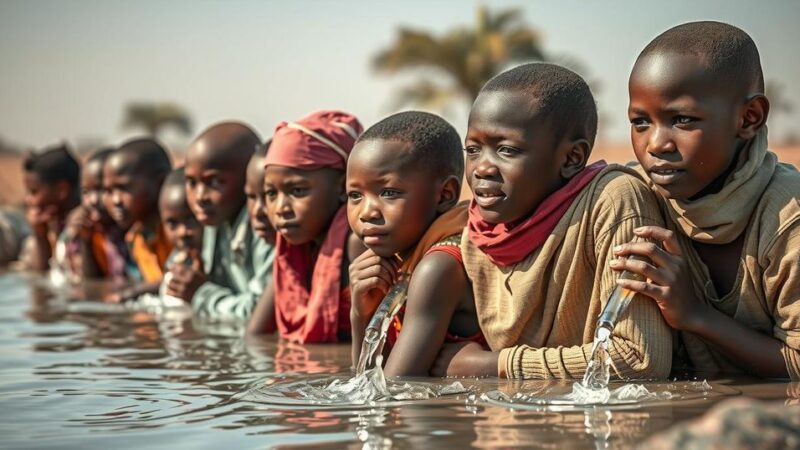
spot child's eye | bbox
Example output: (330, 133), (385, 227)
(347, 191), (362, 201)
(464, 145), (480, 156)
(674, 115), (697, 126)
(630, 117), (650, 129)
(208, 178), (223, 189)
(380, 189), (402, 198)
(290, 187), (308, 197)
(497, 145), (519, 155)
(264, 188), (277, 198)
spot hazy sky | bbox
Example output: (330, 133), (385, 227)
(1, 0), (798, 151)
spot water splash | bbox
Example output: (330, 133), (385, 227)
(254, 279), (468, 407)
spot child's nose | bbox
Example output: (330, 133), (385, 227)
(359, 198), (382, 222)
(474, 155), (499, 178)
(648, 126), (677, 155)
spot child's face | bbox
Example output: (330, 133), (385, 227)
(103, 154), (159, 231)
(159, 189), (203, 252)
(264, 165), (344, 246)
(628, 52), (745, 200)
(184, 153), (246, 227)
(245, 158), (276, 246)
(346, 139), (441, 258)
(81, 159), (111, 225)
(465, 90), (566, 224)
(23, 172), (62, 213)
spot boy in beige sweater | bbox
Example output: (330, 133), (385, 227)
(617, 21), (800, 379)
(432, 63), (672, 380)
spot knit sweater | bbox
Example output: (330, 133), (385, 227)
(461, 165), (673, 379)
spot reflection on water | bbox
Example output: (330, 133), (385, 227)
(0, 272), (796, 449)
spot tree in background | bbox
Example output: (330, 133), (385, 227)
(121, 102), (192, 138)
(373, 6), (547, 112)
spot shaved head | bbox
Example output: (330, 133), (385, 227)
(185, 121), (260, 171)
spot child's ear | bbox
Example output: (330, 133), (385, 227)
(738, 94), (770, 140)
(560, 138), (591, 179)
(436, 175), (461, 213)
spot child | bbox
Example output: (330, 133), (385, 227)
(176, 121), (274, 321)
(103, 138), (173, 291)
(244, 142), (280, 335)
(20, 143), (81, 271)
(62, 147), (131, 281)
(346, 111), (479, 375)
(433, 63), (672, 380)
(263, 110), (364, 343)
(616, 21), (800, 379)
(158, 168), (203, 304)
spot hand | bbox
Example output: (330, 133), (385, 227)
(26, 205), (58, 237)
(348, 249), (400, 323)
(610, 226), (708, 332)
(431, 341), (497, 377)
(64, 207), (93, 241)
(165, 254), (206, 301)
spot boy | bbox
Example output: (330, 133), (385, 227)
(264, 110), (365, 343)
(103, 138), (173, 289)
(346, 111), (479, 375)
(176, 121), (274, 321)
(433, 63), (672, 380)
(62, 147), (131, 281)
(158, 168), (203, 304)
(244, 143), (280, 335)
(20, 143), (81, 271)
(615, 21), (800, 379)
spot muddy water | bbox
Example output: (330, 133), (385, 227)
(1, 272), (797, 449)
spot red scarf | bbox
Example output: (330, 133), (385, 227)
(274, 206), (350, 343)
(468, 161), (607, 266)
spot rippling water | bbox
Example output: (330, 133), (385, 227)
(0, 272), (797, 449)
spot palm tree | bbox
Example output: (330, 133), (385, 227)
(121, 102), (192, 138)
(373, 6), (547, 111)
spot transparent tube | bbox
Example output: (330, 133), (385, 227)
(355, 278), (409, 374)
(595, 252), (649, 340)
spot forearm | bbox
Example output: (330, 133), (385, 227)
(350, 313), (367, 368)
(246, 283), (276, 336)
(30, 234), (52, 272)
(192, 282), (258, 320)
(688, 305), (788, 378)
(79, 239), (102, 278)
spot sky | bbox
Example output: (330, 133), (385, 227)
(1, 0), (799, 151)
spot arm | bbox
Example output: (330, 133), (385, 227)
(188, 239), (275, 321)
(614, 225), (796, 378)
(246, 277), (276, 336)
(348, 248), (399, 367)
(383, 252), (471, 376)
(25, 205), (58, 272)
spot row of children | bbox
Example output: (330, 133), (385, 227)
(16, 22), (800, 380)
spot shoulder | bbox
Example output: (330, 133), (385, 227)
(408, 251), (469, 303)
(588, 164), (664, 230)
(753, 162), (800, 258)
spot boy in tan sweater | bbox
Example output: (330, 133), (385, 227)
(616, 21), (800, 379)
(432, 63), (672, 380)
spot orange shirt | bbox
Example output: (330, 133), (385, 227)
(126, 223), (172, 283)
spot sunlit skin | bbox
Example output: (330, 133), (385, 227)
(610, 50), (786, 378)
(345, 138), (475, 375)
(80, 158), (114, 228)
(263, 165), (345, 247)
(23, 172), (71, 230)
(627, 52), (751, 201)
(430, 90), (592, 377)
(346, 139), (443, 258)
(464, 90), (586, 224)
(159, 184), (203, 253)
(102, 152), (162, 233)
(244, 155), (276, 246)
(185, 147), (248, 227)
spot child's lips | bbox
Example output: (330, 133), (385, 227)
(648, 166), (686, 185)
(361, 228), (389, 246)
(474, 187), (506, 208)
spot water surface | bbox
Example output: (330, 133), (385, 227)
(0, 272), (796, 449)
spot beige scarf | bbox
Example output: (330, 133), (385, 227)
(642, 127), (776, 244)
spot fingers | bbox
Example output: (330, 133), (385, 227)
(616, 278), (667, 301)
(609, 256), (673, 286)
(613, 240), (676, 270)
(634, 226), (683, 257)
